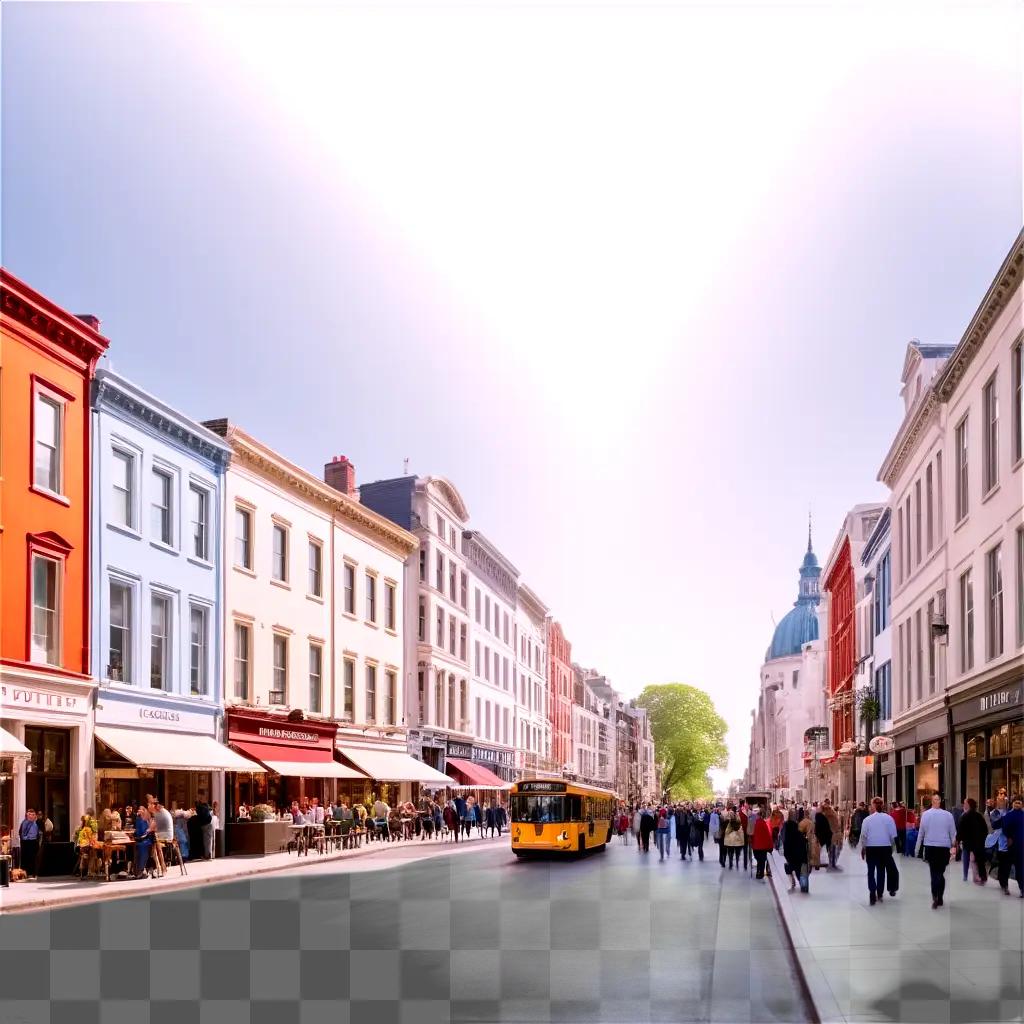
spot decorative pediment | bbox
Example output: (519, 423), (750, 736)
(427, 477), (470, 522)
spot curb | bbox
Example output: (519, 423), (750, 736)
(766, 849), (827, 1024)
(0, 833), (499, 916)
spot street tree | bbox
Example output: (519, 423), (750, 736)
(635, 683), (728, 799)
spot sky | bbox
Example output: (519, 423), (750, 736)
(2, 1), (1021, 788)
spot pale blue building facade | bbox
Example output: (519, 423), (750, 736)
(90, 368), (248, 816)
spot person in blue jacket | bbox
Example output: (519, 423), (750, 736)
(133, 805), (156, 879)
(996, 795), (1024, 897)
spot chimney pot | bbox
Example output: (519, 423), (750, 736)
(324, 455), (356, 497)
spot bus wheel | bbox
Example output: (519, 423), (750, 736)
(577, 836), (586, 857)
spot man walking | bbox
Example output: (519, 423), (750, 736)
(890, 801), (907, 854)
(915, 794), (957, 908)
(194, 793), (214, 860)
(859, 797), (897, 905)
(996, 796), (1024, 897)
(956, 797), (989, 884)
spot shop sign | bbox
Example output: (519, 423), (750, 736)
(95, 695), (215, 735)
(447, 741), (473, 759)
(0, 683), (86, 716)
(869, 735), (895, 754)
(228, 709), (336, 749)
(472, 745), (515, 767)
(952, 682), (1021, 726)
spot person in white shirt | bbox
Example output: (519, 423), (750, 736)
(152, 801), (174, 841)
(914, 793), (957, 908)
(858, 797), (898, 905)
(308, 798), (325, 825)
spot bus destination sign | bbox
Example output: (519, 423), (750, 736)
(517, 781), (566, 793)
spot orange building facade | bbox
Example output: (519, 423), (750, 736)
(1, 269), (108, 856)
(547, 620), (574, 770)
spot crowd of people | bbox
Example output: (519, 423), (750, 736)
(612, 790), (1023, 911)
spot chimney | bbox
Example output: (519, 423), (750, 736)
(75, 314), (101, 331)
(324, 455), (356, 497)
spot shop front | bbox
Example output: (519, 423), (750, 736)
(337, 740), (453, 808)
(93, 689), (260, 816)
(224, 709), (364, 838)
(408, 727), (449, 775)
(892, 712), (946, 808)
(446, 740), (514, 802)
(1, 669), (95, 872)
(952, 678), (1023, 806)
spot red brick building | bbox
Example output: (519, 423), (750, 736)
(547, 621), (574, 771)
(823, 537), (856, 754)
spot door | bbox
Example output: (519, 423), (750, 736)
(24, 727), (70, 840)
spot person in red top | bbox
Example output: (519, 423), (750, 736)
(890, 801), (908, 854)
(752, 814), (774, 879)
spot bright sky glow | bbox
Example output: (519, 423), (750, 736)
(3, 0), (1021, 787)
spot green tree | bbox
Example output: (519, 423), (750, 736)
(635, 683), (728, 799)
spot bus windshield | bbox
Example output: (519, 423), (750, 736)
(511, 795), (565, 823)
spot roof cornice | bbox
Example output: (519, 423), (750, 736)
(877, 387), (940, 488)
(936, 229), (1024, 402)
(206, 421), (418, 557)
(95, 370), (231, 469)
(517, 582), (549, 618)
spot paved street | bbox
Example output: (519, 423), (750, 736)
(0, 837), (811, 1024)
(768, 848), (1024, 1024)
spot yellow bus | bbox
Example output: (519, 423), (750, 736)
(509, 780), (617, 856)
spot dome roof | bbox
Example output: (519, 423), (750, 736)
(766, 519), (822, 661)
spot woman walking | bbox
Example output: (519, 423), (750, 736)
(655, 807), (671, 861)
(723, 812), (744, 869)
(710, 806), (723, 865)
(752, 812), (774, 880)
(782, 810), (809, 892)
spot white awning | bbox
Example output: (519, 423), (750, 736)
(0, 726), (30, 759)
(338, 745), (454, 785)
(95, 726), (265, 773)
(260, 759), (365, 780)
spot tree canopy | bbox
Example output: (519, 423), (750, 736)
(635, 683), (728, 799)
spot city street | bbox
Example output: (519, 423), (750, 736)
(0, 837), (811, 1024)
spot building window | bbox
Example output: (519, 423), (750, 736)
(150, 594), (171, 690)
(460, 571), (468, 609)
(272, 524), (288, 582)
(344, 563), (355, 614)
(903, 497), (911, 579)
(449, 616), (456, 655)
(874, 550), (891, 635)
(30, 554), (60, 666)
(436, 607), (444, 647)
(960, 569), (974, 673)
(436, 513), (445, 539)
(151, 469), (173, 545)
(385, 582), (396, 630)
(914, 480), (922, 565)
(925, 464), (934, 554)
(1017, 526), (1024, 648)
(366, 664), (377, 722)
(484, 646), (491, 681)
(475, 588), (481, 623)
(460, 622), (468, 662)
(987, 544), (1004, 661)
(475, 640), (480, 675)
(271, 634), (288, 704)
(235, 506), (252, 569)
(109, 580), (132, 682)
(955, 416), (969, 522)
(1013, 339), (1023, 465)
(384, 670), (396, 725)
(112, 450), (135, 528)
(190, 486), (209, 561)
(343, 659), (354, 719)
(32, 390), (64, 496)
(436, 552), (444, 591)
(365, 572), (377, 623)
(903, 617), (912, 710)
(926, 598), (935, 694)
(234, 623), (250, 700)
(308, 540), (323, 597)
(309, 643), (323, 713)
(418, 596), (426, 641)
(983, 373), (999, 494)
(189, 605), (208, 696)
(875, 662), (892, 721)
(419, 547), (427, 582)
(449, 561), (456, 601)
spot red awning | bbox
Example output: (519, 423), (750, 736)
(231, 740), (365, 780)
(446, 757), (510, 790)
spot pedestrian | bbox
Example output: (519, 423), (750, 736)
(813, 803), (833, 871)
(632, 806), (643, 851)
(194, 793), (214, 860)
(656, 807), (671, 860)
(821, 799), (841, 869)
(914, 793), (957, 909)
(17, 808), (41, 879)
(995, 795), (1024, 898)
(752, 812), (774, 880)
(739, 803), (751, 871)
(890, 801), (907, 855)
(723, 811), (744, 869)
(770, 804), (785, 851)
(690, 803), (708, 862)
(849, 801), (868, 849)
(859, 796), (898, 905)
(709, 805), (723, 865)
(639, 804), (655, 854)
(133, 805), (156, 879)
(955, 797), (989, 885)
(781, 810), (809, 892)
(443, 800), (460, 842)
(674, 803), (688, 860)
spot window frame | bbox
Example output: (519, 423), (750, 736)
(307, 537), (324, 598)
(108, 576), (135, 683)
(342, 658), (355, 720)
(365, 571), (377, 624)
(110, 445), (138, 532)
(150, 465), (175, 548)
(986, 543), (1004, 661)
(365, 663), (377, 723)
(982, 372), (999, 495)
(955, 415), (970, 523)
(343, 561), (356, 615)
(960, 569), (974, 673)
(308, 641), (323, 713)
(384, 669), (397, 725)
(384, 581), (397, 631)
(233, 620), (251, 701)
(1013, 338), (1023, 466)
(189, 602), (209, 696)
(149, 591), (173, 691)
(234, 504), (254, 571)
(271, 633), (289, 705)
(189, 483), (211, 563)
(271, 521), (289, 584)
(31, 380), (69, 500)
(29, 549), (62, 667)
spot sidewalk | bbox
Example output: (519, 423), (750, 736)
(0, 829), (502, 915)
(767, 847), (1024, 1024)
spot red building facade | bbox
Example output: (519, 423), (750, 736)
(547, 621), (574, 770)
(823, 537), (856, 752)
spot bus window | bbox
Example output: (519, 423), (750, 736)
(511, 795), (564, 823)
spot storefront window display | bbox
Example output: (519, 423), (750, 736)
(914, 740), (943, 810)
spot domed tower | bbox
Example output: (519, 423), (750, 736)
(766, 519), (822, 662)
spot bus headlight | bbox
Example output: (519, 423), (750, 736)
(558, 830), (568, 841)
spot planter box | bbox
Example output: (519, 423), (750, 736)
(226, 821), (292, 856)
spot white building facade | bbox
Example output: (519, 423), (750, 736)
(515, 584), (552, 775)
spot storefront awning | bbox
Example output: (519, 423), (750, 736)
(95, 726), (265, 772)
(338, 746), (453, 785)
(0, 725), (30, 759)
(446, 757), (511, 790)
(231, 740), (365, 780)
